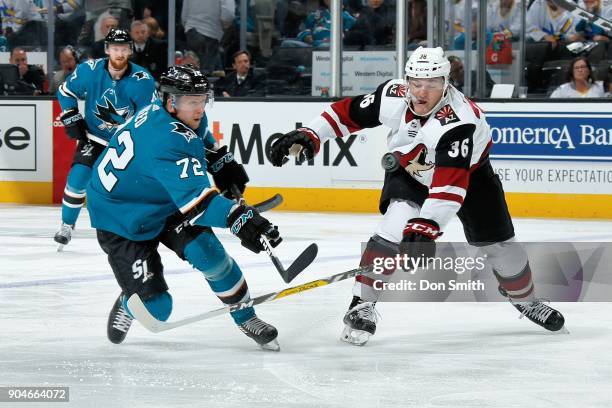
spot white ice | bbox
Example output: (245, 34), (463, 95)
(1, 205), (612, 408)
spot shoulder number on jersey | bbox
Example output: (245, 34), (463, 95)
(98, 130), (135, 192)
(359, 93), (375, 108)
(448, 138), (470, 158)
(176, 157), (205, 179)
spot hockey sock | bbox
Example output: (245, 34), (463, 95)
(62, 164), (92, 226)
(353, 235), (399, 303)
(494, 262), (535, 301)
(121, 292), (173, 321)
(184, 235), (255, 325)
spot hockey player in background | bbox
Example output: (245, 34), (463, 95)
(269, 47), (566, 345)
(87, 65), (281, 350)
(54, 28), (156, 248)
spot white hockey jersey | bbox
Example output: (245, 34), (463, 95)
(307, 79), (492, 229)
(526, 0), (577, 41)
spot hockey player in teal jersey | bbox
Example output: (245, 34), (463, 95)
(87, 65), (282, 350)
(54, 28), (156, 248)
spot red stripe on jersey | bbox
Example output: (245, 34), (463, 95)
(467, 97), (483, 118)
(429, 192), (464, 204)
(330, 98), (362, 133)
(356, 274), (376, 287)
(430, 166), (469, 190)
(321, 111), (344, 138)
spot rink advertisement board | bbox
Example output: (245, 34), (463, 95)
(0, 100), (53, 203)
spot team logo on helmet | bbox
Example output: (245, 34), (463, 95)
(435, 105), (460, 126)
(398, 143), (434, 178)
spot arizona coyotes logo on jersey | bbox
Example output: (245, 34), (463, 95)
(435, 105), (460, 126)
(386, 83), (407, 98)
(397, 143), (434, 177)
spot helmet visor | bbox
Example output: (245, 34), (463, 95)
(407, 77), (445, 92)
(173, 91), (214, 111)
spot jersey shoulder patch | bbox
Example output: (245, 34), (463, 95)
(171, 121), (198, 143)
(132, 71), (151, 81)
(385, 83), (407, 98)
(434, 104), (460, 126)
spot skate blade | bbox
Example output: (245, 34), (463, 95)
(259, 339), (280, 352)
(57, 243), (65, 252)
(555, 325), (570, 334)
(340, 326), (371, 346)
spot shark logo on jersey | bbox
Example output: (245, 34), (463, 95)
(171, 122), (197, 142)
(398, 143), (433, 178)
(94, 89), (131, 131)
(133, 71), (151, 81)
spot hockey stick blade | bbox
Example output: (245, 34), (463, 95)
(252, 193), (283, 213)
(284, 243), (318, 283)
(260, 236), (318, 283)
(127, 264), (375, 333)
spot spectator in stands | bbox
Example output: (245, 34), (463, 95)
(292, 0), (355, 48)
(407, 0), (427, 49)
(345, 0), (395, 48)
(550, 56), (606, 97)
(572, 0), (609, 61)
(448, 55), (496, 96)
(527, 0), (578, 48)
(90, 13), (120, 58)
(143, 16), (165, 39)
(2, 0), (48, 48)
(9, 47), (46, 95)
(181, 50), (201, 68)
(215, 50), (263, 97)
(130, 19), (166, 79)
(182, 0), (235, 74)
(50, 45), (78, 93)
(487, 0), (522, 41)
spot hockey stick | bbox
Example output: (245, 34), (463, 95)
(231, 185), (318, 284)
(252, 193), (283, 213)
(551, 0), (612, 34)
(128, 265), (374, 333)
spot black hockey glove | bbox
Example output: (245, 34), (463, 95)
(269, 127), (320, 167)
(399, 218), (442, 271)
(60, 108), (88, 141)
(207, 146), (249, 199)
(227, 205), (282, 253)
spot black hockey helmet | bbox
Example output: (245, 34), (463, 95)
(104, 28), (133, 51)
(159, 64), (214, 107)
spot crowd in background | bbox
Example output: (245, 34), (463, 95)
(0, 0), (610, 97)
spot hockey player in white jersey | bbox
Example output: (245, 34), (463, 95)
(269, 47), (566, 345)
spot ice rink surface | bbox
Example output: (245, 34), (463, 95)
(1, 204), (612, 408)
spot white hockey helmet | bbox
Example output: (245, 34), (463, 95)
(404, 46), (451, 81)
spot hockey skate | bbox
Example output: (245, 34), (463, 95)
(54, 223), (74, 251)
(238, 316), (280, 351)
(510, 298), (567, 332)
(107, 294), (134, 344)
(341, 301), (380, 346)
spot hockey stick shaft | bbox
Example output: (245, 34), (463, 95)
(128, 265), (374, 332)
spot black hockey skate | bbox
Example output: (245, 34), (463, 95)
(107, 294), (134, 344)
(511, 299), (566, 332)
(341, 298), (380, 346)
(238, 316), (280, 351)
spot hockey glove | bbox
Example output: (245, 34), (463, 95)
(269, 127), (320, 167)
(399, 218), (442, 271)
(227, 205), (282, 253)
(207, 146), (249, 199)
(60, 108), (88, 141)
